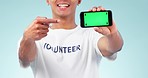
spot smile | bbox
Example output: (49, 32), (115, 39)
(57, 3), (70, 8)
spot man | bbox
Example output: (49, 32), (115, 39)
(18, 0), (123, 78)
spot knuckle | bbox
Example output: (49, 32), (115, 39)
(33, 19), (38, 24)
(47, 29), (49, 32)
(36, 30), (40, 34)
(44, 30), (49, 33)
(35, 24), (40, 29)
(43, 34), (47, 37)
(45, 33), (47, 36)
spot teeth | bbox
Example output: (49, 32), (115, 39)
(58, 4), (69, 7)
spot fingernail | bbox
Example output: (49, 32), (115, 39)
(93, 8), (96, 11)
(57, 19), (60, 22)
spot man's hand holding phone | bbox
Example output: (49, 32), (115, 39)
(86, 6), (123, 56)
(87, 6), (118, 36)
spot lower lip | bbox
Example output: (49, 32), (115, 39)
(58, 6), (69, 11)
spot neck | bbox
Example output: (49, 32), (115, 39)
(51, 14), (77, 29)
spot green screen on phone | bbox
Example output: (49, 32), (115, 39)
(84, 12), (109, 27)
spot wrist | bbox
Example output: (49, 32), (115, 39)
(23, 33), (35, 42)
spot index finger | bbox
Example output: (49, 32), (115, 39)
(35, 18), (60, 24)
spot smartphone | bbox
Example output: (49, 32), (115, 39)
(80, 10), (113, 28)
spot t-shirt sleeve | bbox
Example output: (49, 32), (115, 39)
(30, 41), (40, 71)
(91, 29), (117, 61)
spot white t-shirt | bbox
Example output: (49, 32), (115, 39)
(21, 26), (117, 78)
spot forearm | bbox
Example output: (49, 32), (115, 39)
(105, 31), (123, 53)
(18, 36), (37, 67)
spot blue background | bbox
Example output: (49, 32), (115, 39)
(0, 0), (148, 78)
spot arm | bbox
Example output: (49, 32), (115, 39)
(18, 37), (37, 67)
(90, 6), (123, 57)
(18, 17), (58, 67)
(98, 29), (123, 57)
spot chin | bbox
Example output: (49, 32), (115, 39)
(56, 12), (72, 18)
